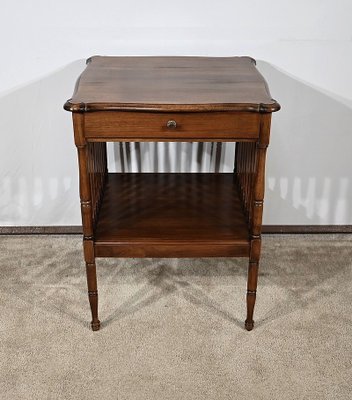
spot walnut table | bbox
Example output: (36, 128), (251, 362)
(64, 56), (280, 331)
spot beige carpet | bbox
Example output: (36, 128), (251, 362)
(0, 234), (351, 399)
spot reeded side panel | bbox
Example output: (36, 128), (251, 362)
(235, 142), (257, 225)
(87, 142), (108, 227)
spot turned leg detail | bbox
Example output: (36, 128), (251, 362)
(86, 262), (100, 331)
(74, 114), (107, 331)
(245, 261), (259, 331)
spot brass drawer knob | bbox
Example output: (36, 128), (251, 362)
(166, 120), (177, 129)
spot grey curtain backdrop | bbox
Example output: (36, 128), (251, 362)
(108, 142), (236, 173)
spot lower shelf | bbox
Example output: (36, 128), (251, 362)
(94, 173), (250, 257)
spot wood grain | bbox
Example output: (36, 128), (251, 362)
(64, 56), (280, 113)
(84, 111), (260, 141)
(94, 173), (250, 258)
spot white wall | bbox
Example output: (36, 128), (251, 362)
(1, 0), (351, 226)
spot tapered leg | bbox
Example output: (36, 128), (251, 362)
(245, 260), (259, 331)
(236, 115), (271, 331)
(86, 261), (100, 331)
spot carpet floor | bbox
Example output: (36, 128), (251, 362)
(0, 234), (351, 399)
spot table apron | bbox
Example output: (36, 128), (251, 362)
(84, 111), (260, 141)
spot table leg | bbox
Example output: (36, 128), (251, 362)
(86, 261), (100, 331)
(244, 114), (271, 330)
(245, 260), (259, 331)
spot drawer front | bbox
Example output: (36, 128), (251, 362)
(84, 111), (260, 141)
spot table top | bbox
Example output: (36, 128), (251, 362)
(64, 56), (280, 113)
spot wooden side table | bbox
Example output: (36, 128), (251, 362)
(64, 56), (280, 331)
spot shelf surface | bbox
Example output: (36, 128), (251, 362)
(94, 173), (249, 258)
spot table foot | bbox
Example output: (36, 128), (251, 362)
(91, 320), (101, 331)
(245, 319), (254, 331)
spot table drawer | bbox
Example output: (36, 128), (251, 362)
(84, 111), (260, 141)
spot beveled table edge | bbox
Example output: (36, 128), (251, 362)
(63, 100), (281, 113)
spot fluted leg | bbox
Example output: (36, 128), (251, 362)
(86, 261), (100, 331)
(245, 261), (259, 331)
